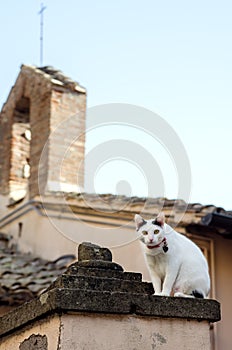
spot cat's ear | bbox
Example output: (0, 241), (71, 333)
(155, 212), (165, 227)
(134, 214), (146, 231)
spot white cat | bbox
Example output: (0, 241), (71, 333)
(135, 212), (210, 298)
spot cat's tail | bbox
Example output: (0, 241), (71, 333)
(174, 290), (205, 298)
(191, 290), (204, 298)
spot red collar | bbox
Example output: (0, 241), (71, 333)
(147, 237), (167, 249)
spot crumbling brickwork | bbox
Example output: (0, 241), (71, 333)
(0, 65), (86, 200)
(10, 96), (30, 197)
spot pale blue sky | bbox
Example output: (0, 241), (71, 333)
(1, 0), (232, 209)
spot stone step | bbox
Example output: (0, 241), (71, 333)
(66, 265), (142, 281)
(53, 274), (154, 294)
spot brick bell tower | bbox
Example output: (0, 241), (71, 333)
(0, 65), (86, 202)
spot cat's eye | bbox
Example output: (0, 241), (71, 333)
(142, 230), (148, 235)
(154, 229), (159, 234)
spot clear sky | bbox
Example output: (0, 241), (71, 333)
(1, 0), (232, 209)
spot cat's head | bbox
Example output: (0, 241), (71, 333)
(134, 212), (166, 247)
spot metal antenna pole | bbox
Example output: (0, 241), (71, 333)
(38, 3), (46, 66)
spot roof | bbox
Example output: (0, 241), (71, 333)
(34, 65), (86, 93)
(1, 64), (86, 113)
(0, 234), (75, 306)
(33, 192), (232, 238)
(64, 193), (227, 213)
(64, 192), (230, 223)
(6, 192), (232, 235)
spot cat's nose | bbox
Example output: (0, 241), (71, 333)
(149, 238), (153, 243)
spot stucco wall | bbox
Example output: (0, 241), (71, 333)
(60, 313), (211, 350)
(0, 313), (211, 350)
(0, 315), (60, 350)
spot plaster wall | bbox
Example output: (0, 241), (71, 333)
(60, 314), (210, 350)
(0, 315), (60, 350)
(0, 313), (211, 350)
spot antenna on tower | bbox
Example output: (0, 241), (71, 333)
(38, 2), (46, 66)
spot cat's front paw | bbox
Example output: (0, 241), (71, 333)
(174, 292), (194, 298)
(154, 292), (170, 297)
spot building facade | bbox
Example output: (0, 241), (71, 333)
(0, 65), (231, 350)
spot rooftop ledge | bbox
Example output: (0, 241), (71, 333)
(0, 242), (221, 339)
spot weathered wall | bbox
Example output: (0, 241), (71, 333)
(45, 89), (86, 194)
(0, 66), (86, 200)
(0, 313), (211, 350)
(0, 315), (60, 350)
(60, 314), (211, 350)
(10, 121), (30, 197)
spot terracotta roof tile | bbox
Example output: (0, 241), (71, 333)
(0, 245), (75, 306)
(64, 193), (231, 223)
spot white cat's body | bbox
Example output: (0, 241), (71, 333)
(135, 213), (210, 298)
